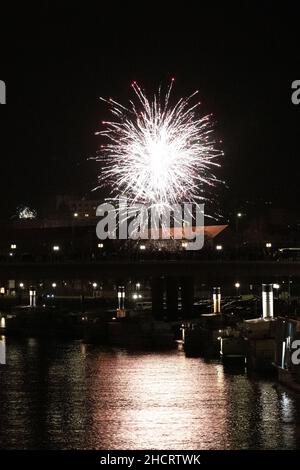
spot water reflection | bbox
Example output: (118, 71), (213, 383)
(86, 351), (227, 449)
(0, 335), (5, 365)
(0, 338), (300, 449)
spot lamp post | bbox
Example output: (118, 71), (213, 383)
(52, 245), (60, 262)
(235, 213), (244, 251)
(236, 212), (242, 230)
(288, 279), (292, 307)
(273, 283), (280, 300)
(92, 282), (98, 297)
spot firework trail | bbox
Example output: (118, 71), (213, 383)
(95, 80), (223, 219)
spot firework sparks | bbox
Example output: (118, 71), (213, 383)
(18, 206), (37, 219)
(95, 80), (223, 213)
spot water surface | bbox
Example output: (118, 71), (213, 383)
(0, 337), (300, 449)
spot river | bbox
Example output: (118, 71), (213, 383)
(0, 337), (300, 449)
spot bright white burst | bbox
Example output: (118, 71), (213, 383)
(96, 80), (223, 212)
(18, 206), (37, 219)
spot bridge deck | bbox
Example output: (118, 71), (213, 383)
(0, 260), (299, 281)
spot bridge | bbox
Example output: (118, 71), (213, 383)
(0, 259), (298, 320)
(0, 259), (299, 281)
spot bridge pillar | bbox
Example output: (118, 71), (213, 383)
(262, 283), (274, 319)
(117, 285), (126, 318)
(181, 276), (194, 318)
(151, 277), (164, 320)
(166, 277), (178, 321)
(213, 286), (221, 314)
(29, 286), (36, 308)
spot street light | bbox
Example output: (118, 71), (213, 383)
(52, 282), (57, 288)
(73, 212), (78, 218)
(266, 242), (272, 248)
(235, 282), (240, 296)
(216, 245), (223, 251)
(236, 213), (243, 235)
(92, 282), (98, 289)
(273, 283), (280, 300)
(19, 282), (24, 288)
(52, 245), (60, 252)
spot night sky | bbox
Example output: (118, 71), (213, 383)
(0, 2), (299, 218)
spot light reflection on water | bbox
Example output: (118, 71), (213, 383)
(0, 337), (300, 449)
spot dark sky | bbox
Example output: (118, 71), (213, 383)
(0, 1), (299, 217)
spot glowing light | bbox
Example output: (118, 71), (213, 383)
(140, 244), (146, 250)
(216, 244), (223, 250)
(262, 283), (274, 319)
(266, 242), (272, 248)
(92, 282), (98, 288)
(235, 282), (240, 289)
(11, 244), (17, 249)
(73, 212), (78, 217)
(237, 212), (242, 217)
(18, 206), (37, 219)
(19, 282), (24, 288)
(98, 243), (104, 248)
(273, 283), (280, 289)
(52, 245), (60, 252)
(0, 317), (5, 328)
(52, 282), (57, 288)
(96, 81), (223, 213)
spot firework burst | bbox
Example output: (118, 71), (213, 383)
(95, 80), (223, 214)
